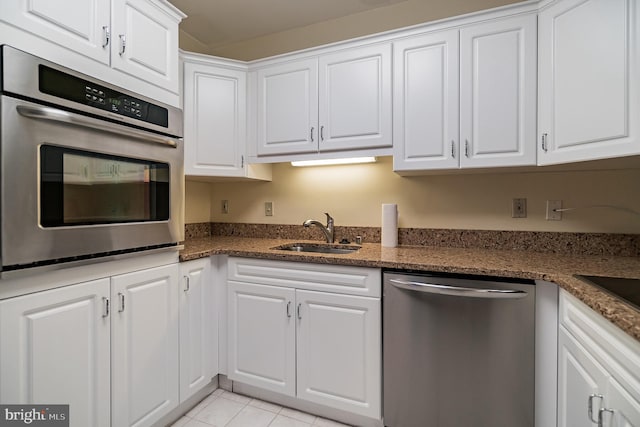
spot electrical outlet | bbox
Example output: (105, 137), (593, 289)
(265, 201), (273, 216)
(221, 200), (229, 214)
(512, 198), (527, 218)
(546, 200), (562, 220)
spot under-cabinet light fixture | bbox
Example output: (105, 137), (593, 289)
(291, 157), (377, 167)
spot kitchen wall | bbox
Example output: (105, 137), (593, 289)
(186, 156), (640, 234)
(181, 0), (640, 235)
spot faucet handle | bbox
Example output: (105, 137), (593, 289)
(324, 212), (333, 224)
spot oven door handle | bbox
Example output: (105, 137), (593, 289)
(388, 278), (528, 299)
(16, 104), (178, 148)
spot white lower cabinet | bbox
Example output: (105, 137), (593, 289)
(558, 290), (640, 427)
(295, 289), (380, 416)
(179, 258), (217, 403)
(0, 260), (217, 427)
(0, 278), (111, 427)
(111, 264), (180, 427)
(227, 257), (381, 420)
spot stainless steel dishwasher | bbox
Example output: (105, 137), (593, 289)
(383, 271), (536, 427)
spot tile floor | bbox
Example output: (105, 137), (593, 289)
(171, 389), (351, 427)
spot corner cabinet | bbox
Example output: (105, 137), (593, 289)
(182, 53), (271, 180)
(226, 257), (381, 420)
(558, 290), (640, 426)
(253, 43), (392, 160)
(538, 0), (640, 165)
(179, 258), (217, 403)
(393, 13), (537, 172)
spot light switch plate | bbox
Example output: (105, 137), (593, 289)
(265, 201), (273, 216)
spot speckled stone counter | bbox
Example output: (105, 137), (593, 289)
(180, 235), (640, 343)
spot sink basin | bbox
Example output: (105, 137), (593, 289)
(274, 243), (360, 254)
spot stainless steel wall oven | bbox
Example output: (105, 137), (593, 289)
(0, 46), (184, 272)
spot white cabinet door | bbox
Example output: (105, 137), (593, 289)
(538, 0), (640, 165)
(179, 258), (216, 403)
(558, 327), (608, 427)
(256, 58), (319, 156)
(296, 290), (381, 419)
(0, 278), (111, 427)
(227, 281), (296, 396)
(460, 14), (537, 168)
(0, 0), (111, 64)
(393, 30), (460, 171)
(110, 0), (181, 93)
(607, 377), (640, 427)
(319, 44), (392, 152)
(184, 60), (247, 177)
(111, 264), (180, 427)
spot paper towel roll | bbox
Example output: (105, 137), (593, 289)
(381, 204), (398, 247)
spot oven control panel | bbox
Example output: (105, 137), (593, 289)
(39, 65), (168, 128)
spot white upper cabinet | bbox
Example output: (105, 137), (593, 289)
(0, 0), (111, 64)
(183, 54), (271, 180)
(393, 30), (460, 170)
(318, 44), (392, 152)
(459, 14), (537, 168)
(256, 58), (319, 156)
(254, 43), (392, 159)
(0, 0), (184, 102)
(111, 0), (182, 93)
(538, 0), (640, 165)
(394, 14), (536, 172)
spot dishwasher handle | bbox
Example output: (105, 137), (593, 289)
(388, 278), (528, 299)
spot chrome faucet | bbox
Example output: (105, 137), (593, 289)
(303, 212), (335, 243)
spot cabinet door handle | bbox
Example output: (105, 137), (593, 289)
(464, 139), (470, 158)
(451, 140), (455, 158)
(320, 126), (324, 141)
(241, 155), (244, 168)
(118, 292), (125, 312)
(541, 133), (548, 152)
(598, 408), (614, 427)
(184, 276), (190, 292)
(296, 303), (302, 320)
(102, 26), (110, 48)
(310, 127), (314, 142)
(102, 297), (110, 318)
(589, 394), (604, 423)
(286, 301), (292, 318)
(119, 34), (126, 55)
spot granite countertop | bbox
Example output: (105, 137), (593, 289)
(181, 235), (640, 343)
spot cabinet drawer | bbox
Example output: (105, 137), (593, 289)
(559, 290), (640, 401)
(227, 257), (381, 297)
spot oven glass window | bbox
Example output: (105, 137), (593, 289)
(40, 145), (170, 227)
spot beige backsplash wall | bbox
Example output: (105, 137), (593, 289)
(185, 157), (640, 234)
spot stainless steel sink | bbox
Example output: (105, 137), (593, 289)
(273, 243), (360, 254)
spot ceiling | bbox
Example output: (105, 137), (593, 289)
(167, 0), (409, 50)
